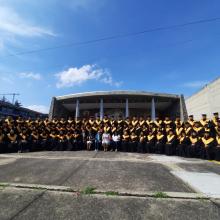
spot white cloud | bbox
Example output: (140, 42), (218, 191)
(0, 73), (15, 85)
(100, 72), (123, 87)
(0, 75), (14, 84)
(0, 6), (55, 51)
(56, 64), (122, 88)
(183, 80), (208, 88)
(27, 105), (49, 114)
(19, 72), (42, 80)
(0, 7), (55, 37)
(0, 0), (106, 11)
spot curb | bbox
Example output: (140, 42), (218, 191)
(0, 182), (209, 200)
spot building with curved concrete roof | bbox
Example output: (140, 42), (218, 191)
(186, 77), (220, 120)
(49, 90), (187, 120)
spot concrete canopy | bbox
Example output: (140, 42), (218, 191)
(49, 91), (187, 120)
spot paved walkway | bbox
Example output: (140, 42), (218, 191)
(0, 151), (220, 220)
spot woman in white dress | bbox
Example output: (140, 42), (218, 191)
(102, 131), (111, 152)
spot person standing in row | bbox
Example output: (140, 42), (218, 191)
(102, 131), (111, 152)
(112, 131), (121, 152)
(95, 130), (102, 152)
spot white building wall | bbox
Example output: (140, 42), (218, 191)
(186, 77), (220, 120)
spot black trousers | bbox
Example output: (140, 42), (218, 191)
(57, 140), (66, 151)
(66, 140), (73, 151)
(7, 142), (18, 153)
(129, 142), (137, 152)
(187, 144), (200, 158)
(112, 141), (121, 151)
(165, 143), (176, 156)
(122, 141), (129, 152)
(188, 144), (202, 158)
(30, 140), (41, 152)
(145, 142), (154, 153)
(18, 141), (29, 152)
(215, 146), (220, 161)
(155, 143), (165, 154)
(0, 142), (6, 153)
(49, 139), (58, 151)
(40, 140), (49, 151)
(137, 142), (145, 153)
(81, 141), (86, 150)
(75, 141), (83, 151)
(177, 144), (187, 157)
(205, 146), (215, 160)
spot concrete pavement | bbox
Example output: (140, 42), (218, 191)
(0, 151), (220, 219)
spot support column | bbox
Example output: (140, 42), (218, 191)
(100, 98), (104, 120)
(125, 98), (129, 118)
(75, 99), (80, 120)
(151, 98), (156, 121)
(180, 94), (188, 122)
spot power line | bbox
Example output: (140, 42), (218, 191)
(1, 16), (220, 59)
(0, 93), (20, 104)
(0, 37), (214, 75)
(0, 38), (196, 75)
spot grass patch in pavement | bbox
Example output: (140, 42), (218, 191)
(105, 191), (119, 196)
(0, 183), (9, 190)
(195, 196), (208, 202)
(81, 186), (96, 195)
(153, 192), (168, 198)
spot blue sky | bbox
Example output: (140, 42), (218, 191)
(0, 0), (220, 113)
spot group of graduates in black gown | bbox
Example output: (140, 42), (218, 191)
(0, 112), (220, 161)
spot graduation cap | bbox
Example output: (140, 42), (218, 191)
(202, 114), (207, 117)
(189, 115), (193, 118)
(213, 112), (219, 116)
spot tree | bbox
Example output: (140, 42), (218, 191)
(14, 100), (22, 107)
(1, 96), (7, 102)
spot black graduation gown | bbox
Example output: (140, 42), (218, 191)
(137, 136), (146, 153)
(73, 133), (82, 151)
(18, 134), (29, 152)
(165, 135), (177, 156)
(0, 134), (6, 153)
(122, 135), (130, 152)
(49, 134), (58, 151)
(155, 135), (166, 154)
(129, 135), (138, 152)
(177, 137), (190, 157)
(40, 134), (49, 151)
(57, 135), (67, 151)
(146, 135), (156, 153)
(30, 134), (41, 151)
(193, 127), (205, 138)
(7, 134), (18, 153)
(201, 137), (216, 160)
(188, 137), (202, 158)
(215, 136), (220, 161)
(66, 135), (73, 151)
